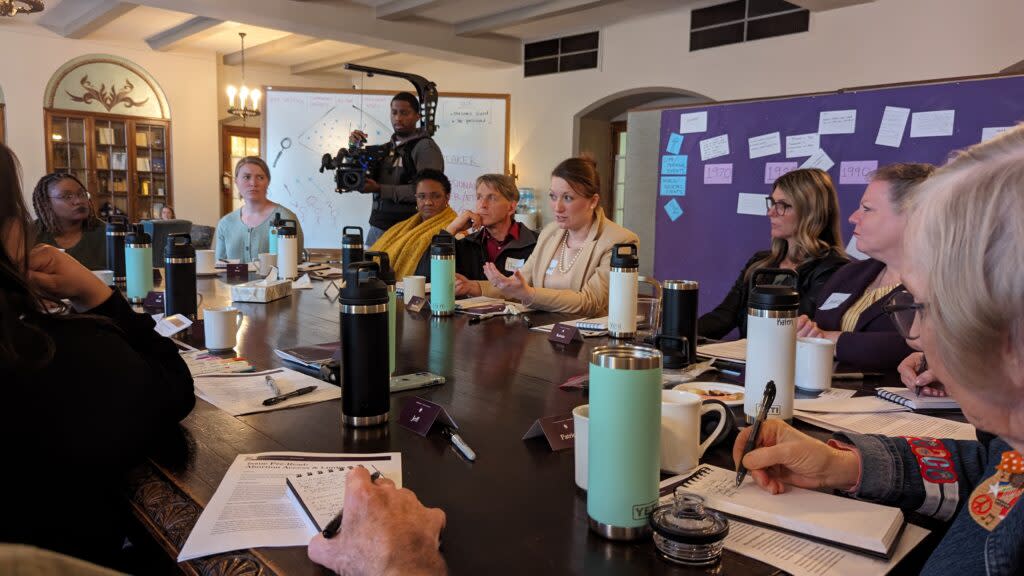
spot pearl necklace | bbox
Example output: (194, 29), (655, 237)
(558, 229), (584, 273)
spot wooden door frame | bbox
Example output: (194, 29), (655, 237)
(220, 124), (260, 217)
(609, 121), (627, 218)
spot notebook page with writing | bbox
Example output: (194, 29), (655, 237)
(285, 454), (402, 531)
(876, 387), (960, 410)
(663, 464), (904, 558)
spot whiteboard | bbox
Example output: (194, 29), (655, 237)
(262, 88), (509, 249)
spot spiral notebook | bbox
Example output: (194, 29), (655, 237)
(662, 464), (905, 559)
(876, 387), (960, 410)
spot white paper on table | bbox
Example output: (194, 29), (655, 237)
(748, 132), (781, 159)
(817, 388), (857, 400)
(793, 395), (910, 414)
(981, 126), (1011, 142)
(794, 409), (977, 441)
(800, 148), (835, 171)
(875, 106), (910, 148)
(736, 193), (766, 217)
(178, 452), (400, 561)
(679, 111), (708, 134)
(193, 367), (339, 416)
(786, 133), (820, 158)
(910, 110), (955, 138)
(697, 338), (747, 362)
(818, 109), (857, 134)
(699, 134), (730, 161)
(292, 274), (313, 289)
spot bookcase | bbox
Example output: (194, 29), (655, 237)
(45, 110), (172, 222)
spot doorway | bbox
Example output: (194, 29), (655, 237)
(220, 125), (260, 216)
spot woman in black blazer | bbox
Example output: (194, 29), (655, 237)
(798, 163), (935, 371)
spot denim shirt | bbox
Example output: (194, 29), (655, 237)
(836, 432), (1024, 575)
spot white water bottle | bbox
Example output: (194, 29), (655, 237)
(277, 219), (299, 280)
(744, 268), (798, 423)
(608, 244), (639, 339)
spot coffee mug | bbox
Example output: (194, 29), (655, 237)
(573, 404), (589, 491)
(203, 306), (243, 351)
(196, 249), (216, 273)
(403, 275), (426, 305)
(660, 390), (729, 474)
(796, 337), (835, 391)
(92, 269), (115, 286)
(258, 252), (278, 275)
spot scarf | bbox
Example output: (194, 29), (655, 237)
(371, 206), (456, 278)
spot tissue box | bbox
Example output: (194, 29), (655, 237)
(231, 279), (293, 303)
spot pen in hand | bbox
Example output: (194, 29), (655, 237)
(322, 470), (383, 538)
(735, 380), (776, 487)
(914, 356), (928, 397)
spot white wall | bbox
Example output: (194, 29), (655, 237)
(0, 26), (220, 225)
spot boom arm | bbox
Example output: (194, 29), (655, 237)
(344, 63), (438, 136)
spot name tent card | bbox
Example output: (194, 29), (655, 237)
(522, 413), (575, 451)
(227, 263), (249, 278)
(548, 323), (584, 345)
(398, 397), (458, 437)
(143, 290), (165, 311)
(406, 295), (428, 314)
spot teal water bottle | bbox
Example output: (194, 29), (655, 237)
(124, 224), (153, 303)
(588, 345), (663, 541)
(366, 251), (397, 376)
(429, 231), (454, 317)
(268, 212), (282, 254)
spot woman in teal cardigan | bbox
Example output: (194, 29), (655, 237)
(215, 156), (303, 261)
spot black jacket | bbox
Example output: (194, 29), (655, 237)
(454, 223), (539, 280)
(369, 132), (445, 230)
(698, 249), (849, 339)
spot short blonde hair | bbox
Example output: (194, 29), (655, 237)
(475, 174), (519, 204)
(905, 123), (1024, 387)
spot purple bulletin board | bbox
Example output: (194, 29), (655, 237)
(655, 74), (1024, 316)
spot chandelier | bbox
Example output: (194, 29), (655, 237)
(226, 32), (260, 119)
(0, 0), (44, 16)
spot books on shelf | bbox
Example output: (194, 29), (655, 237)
(111, 151), (127, 170)
(151, 156), (165, 172)
(137, 156), (151, 172)
(135, 132), (150, 147)
(95, 152), (109, 170)
(97, 127), (115, 145)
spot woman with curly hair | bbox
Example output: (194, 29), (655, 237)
(31, 171), (107, 270)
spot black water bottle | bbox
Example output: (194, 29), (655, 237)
(342, 226), (364, 270)
(366, 251), (397, 376)
(340, 261), (390, 427)
(106, 215), (128, 289)
(164, 233), (197, 320)
(661, 280), (699, 367)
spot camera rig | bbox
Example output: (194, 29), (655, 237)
(319, 64), (439, 193)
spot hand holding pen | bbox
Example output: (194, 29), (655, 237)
(897, 352), (948, 397)
(735, 381), (776, 487)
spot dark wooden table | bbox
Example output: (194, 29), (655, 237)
(129, 275), (943, 575)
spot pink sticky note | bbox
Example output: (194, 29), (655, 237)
(764, 162), (799, 184)
(839, 160), (879, 185)
(703, 163), (733, 184)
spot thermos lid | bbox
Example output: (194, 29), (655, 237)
(747, 268), (799, 310)
(278, 219), (297, 236)
(650, 491), (729, 546)
(125, 224), (151, 245)
(365, 251), (395, 285)
(272, 212), (282, 227)
(663, 280), (699, 291)
(164, 233), (194, 257)
(429, 231), (454, 257)
(341, 261), (388, 304)
(610, 243), (638, 269)
(590, 344), (662, 370)
(106, 215), (128, 233)
(343, 226), (364, 246)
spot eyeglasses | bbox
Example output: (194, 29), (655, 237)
(49, 191), (91, 202)
(765, 197), (793, 216)
(882, 288), (926, 340)
(415, 192), (446, 202)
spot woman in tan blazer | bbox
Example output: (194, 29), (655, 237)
(456, 157), (639, 316)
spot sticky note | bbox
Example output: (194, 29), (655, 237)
(699, 134), (730, 161)
(800, 149), (835, 172)
(981, 127), (1010, 142)
(703, 163), (733, 184)
(666, 133), (684, 154)
(737, 193), (766, 216)
(839, 160), (878, 185)
(659, 176), (687, 197)
(663, 199), (683, 222)
(875, 106), (910, 147)
(818, 110), (857, 135)
(679, 111), (708, 134)
(764, 162), (799, 184)
(661, 155), (688, 175)
(910, 110), (955, 138)
(786, 133), (819, 158)
(748, 132), (781, 159)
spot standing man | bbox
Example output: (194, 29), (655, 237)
(350, 92), (444, 246)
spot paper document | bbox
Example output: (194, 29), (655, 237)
(680, 111), (708, 134)
(801, 148), (835, 171)
(875, 106), (910, 147)
(736, 193), (766, 217)
(818, 109), (857, 135)
(981, 126), (1010, 142)
(697, 339), (747, 362)
(794, 395), (910, 414)
(193, 367), (339, 416)
(179, 452), (400, 561)
(532, 318), (607, 337)
(748, 132), (781, 159)
(786, 133), (820, 158)
(286, 454), (402, 531)
(909, 110), (955, 138)
(795, 409), (976, 440)
(699, 134), (730, 161)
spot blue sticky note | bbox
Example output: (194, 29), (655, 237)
(659, 176), (687, 197)
(666, 133), (684, 155)
(664, 199), (683, 222)
(661, 155), (688, 175)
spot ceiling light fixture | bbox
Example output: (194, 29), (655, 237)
(226, 32), (260, 120)
(0, 0), (44, 17)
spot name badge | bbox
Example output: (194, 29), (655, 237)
(545, 258), (559, 276)
(819, 292), (852, 311)
(505, 258), (525, 272)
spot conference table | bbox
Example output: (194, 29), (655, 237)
(127, 274), (945, 575)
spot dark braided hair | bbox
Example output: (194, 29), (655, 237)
(31, 172), (102, 235)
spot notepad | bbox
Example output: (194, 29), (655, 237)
(663, 464), (905, 559)
(876, 387), (960, 410)
(696, 339), (747, 362)
(285, 455), (403, 531)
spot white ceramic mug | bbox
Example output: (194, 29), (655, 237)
(196, 249), (217, 273)
(403, 275), (426, 305)
(660, 390), (729, 474)
(92, 269), (115, 285)
(796, 337), (835, 391)
(203, 306), (243, 351)
(572, 404), (589, 491)
(258, 253), (278, 275)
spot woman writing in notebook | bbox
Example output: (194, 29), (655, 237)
(698, 168), (848, 339)
(456, 156), (639, 316)
(795, 163), (935, 371)
(735, 127), (1024, 575)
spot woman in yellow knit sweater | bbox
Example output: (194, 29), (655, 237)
(371, 169), (456, 279)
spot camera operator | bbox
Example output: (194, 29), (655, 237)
(350, 92), (444, 246)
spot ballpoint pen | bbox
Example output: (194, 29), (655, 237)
(915, 356), (929, 397)
(322, 471), (383, 538)
(735, 380), (776, 487)
(263, 385), (317, 406)
(441, 426), (477, 461)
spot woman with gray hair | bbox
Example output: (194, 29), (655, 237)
(730, 125), (1024, 575)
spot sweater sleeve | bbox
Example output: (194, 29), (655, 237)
(698, 254), (759, 340)
(379, 138), (445, 205)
